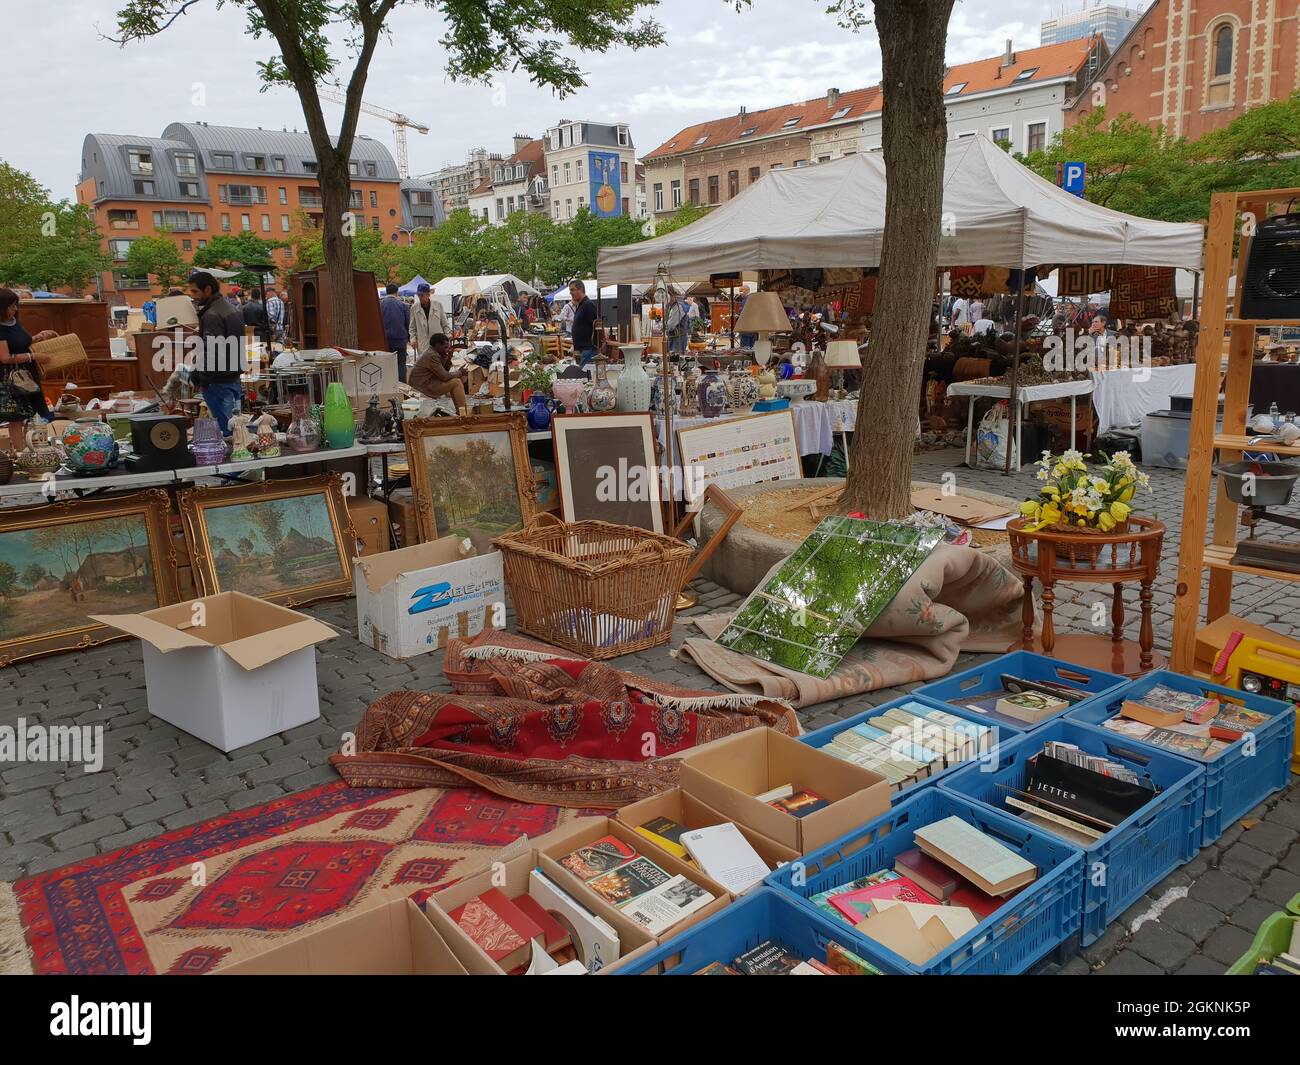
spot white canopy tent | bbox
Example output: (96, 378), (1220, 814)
(429, 274), (540, 297)
(597, 136), (1204, 282)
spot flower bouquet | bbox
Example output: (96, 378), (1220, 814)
(1019, 450), (1151, 534)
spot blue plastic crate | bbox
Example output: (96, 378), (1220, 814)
(1067, 670), (1294, 846)
(938, 719), (1204, 945)
(916, 651), (1127, 730)
(800, 692), (1026, 806)
(764, 789), (1083, 974)
(613, 889), (868, 975)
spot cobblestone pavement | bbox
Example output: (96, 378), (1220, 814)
(1, 449), (1297, 974)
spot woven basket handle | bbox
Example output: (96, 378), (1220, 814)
(630, 537), (669, 560)
(525, 510), (566, 530)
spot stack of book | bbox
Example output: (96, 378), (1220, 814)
(558, 835), (716, 935)
(994, 739), (1157, 845)
(695, 937), (883, 975)
(448, 880), (597, 975)
(1096, 683), (1269, 761)
(955, 672), (1089, 728)
(632, 815), (772, 894)
(807, 816), (1038, 966)
(816, 701), (994, 791)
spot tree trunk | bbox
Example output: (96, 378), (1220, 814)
(319, 152), (359, 348)
(841, 0), (955, 518)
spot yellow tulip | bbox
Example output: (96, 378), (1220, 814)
(1110, 500), (1131, 521)
(1098, 512), (1116, 531)
(1120, 486), (1135, 502)
(1020, 501), (1040, 517)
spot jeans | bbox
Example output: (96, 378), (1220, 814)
(388, 338), (408, 383)
(202, 382), (242, 436)
(578, 348), (598, 368)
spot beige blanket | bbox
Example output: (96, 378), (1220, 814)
(677, 543), (1024, 709)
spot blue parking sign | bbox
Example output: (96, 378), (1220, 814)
(1063, 161), (1086, 197)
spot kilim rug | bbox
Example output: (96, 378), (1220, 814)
(0, 781), (599, 975)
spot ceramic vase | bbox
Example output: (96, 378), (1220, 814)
(18, 422), (61, 476)
(285, 392), (321, 453)
(698, 364), (727, 419)
(728, 366), (760, 414)
(615, 344), (652, 412)
(757, 369), (777, 400)
(552, 377), (585, 414)
(60, 416), (118, 475)
(323, 382), (356, 449)
(527, 392), (553, 432)
(680, 361), (701, 416)
(191, 417), (229, 464)
(806, 349), (830, 402)
(587, 357), (617, 413)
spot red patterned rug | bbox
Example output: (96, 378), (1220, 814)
(2, 781), (599, 975)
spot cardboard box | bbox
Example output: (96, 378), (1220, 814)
(219, 897), (470, 975)
(353, 537), (504, 659)
(678, 727), (891, 852)
(423, 835), (657, 974)
(617, 787), (800, 884)
(338, 349), (399, 402)
(387, 489), (420, 548)
(533, 817), (730, 941)
(347, 495), (390, 556)
(90, 591), (336, 752)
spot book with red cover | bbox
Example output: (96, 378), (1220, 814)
(829, 875), (938, 922)
(513, 894), (571, 952)
(948, 881), (1004, 919)
(895, 848), (959, 900)
(769, 790), (830, 818)
(449, 888), (545, 968)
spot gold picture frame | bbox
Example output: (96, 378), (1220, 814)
(178, 473), (356, 608)
(0, 489), (179, 667)
(403, 413), (535, 547)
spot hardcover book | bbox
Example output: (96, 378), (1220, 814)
(829, 875), (938, 922)
(449, 888), (544, 970)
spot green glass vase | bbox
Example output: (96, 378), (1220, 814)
(322, 382), (356, 449)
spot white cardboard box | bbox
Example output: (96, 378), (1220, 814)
(353, 536), (505, 659)
(337, 348), (399, 401)
(91, 591), (336, 752)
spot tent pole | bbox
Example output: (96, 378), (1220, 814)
(1003, 281), (1026, 476)
(1191, 271), (1200, 320)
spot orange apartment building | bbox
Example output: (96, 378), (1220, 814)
(77, 122), (442, 307)
(1067, 0), (1300, 138)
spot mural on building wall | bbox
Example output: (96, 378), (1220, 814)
(588, 150), (621, 217)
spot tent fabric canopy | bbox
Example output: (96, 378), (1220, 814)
(398, 274), (430, 296)
(597, 136), (1204, 282)
(430, 274), (539, 297)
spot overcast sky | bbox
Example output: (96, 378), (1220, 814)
(9, 0), (1115, 196)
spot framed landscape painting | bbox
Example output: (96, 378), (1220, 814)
(179, 473), (355, 607)
(404, 413), (534, 550)
(0, 490), (179, 667)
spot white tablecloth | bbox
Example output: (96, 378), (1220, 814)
(655, 399), (857, 463)
(1088, 363), (1198, 435)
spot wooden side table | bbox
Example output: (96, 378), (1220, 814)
(1006, 516), (1166, 677)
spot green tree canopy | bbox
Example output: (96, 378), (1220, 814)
(0, 161), (109, 293)
(123, 232), (190, 292)
(193, 232), (289, 290)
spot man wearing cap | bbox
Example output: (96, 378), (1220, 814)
(409, 283), (449, 378)
(380, 282), (411, 383)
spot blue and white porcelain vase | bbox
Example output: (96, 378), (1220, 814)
(615, 344), (652, 412)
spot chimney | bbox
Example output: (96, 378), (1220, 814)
(1002, 39), (1015, 68)
(739, 105), (747, 118)
(513, 133), (531, 154)
(827, 87), (840, 108)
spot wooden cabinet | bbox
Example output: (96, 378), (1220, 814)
(18, 300), (110, 360)
(291, 268), (385, 350)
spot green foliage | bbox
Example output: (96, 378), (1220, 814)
(1020, 97), (1300, 222)
(653, 201), (710, 237)
(0, 161), (109, 292)
(123, 232), (189, 291)
(289, 222), (397, 281)
(397, 209), (504, 282)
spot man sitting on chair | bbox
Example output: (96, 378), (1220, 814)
(410, 333), (467, 412)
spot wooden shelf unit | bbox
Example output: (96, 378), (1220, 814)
(1172, 188), (1300, 670)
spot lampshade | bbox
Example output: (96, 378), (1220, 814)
(824, 339), (861, 368)
(734, 291), (790, 334)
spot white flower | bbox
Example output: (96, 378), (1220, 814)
(1037, 468), (1050, 481)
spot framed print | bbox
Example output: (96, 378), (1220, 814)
(0, 490), (179, 667)
(675, 410), (801, 505)
(403, 413), (535, 549)
(551, 412), (664, 534)
(179, 473), (356, 608)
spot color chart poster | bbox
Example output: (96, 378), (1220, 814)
(677, 411), (801, 504)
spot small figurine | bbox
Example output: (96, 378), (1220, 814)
(359, 395), (387, 443)
(228, 412), (256, 461)
(388, 398), (405, 439)
(250, 412), (280, 457)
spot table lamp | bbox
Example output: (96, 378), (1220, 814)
(734, 291), (790, 363)
(824, 339), (860, 397)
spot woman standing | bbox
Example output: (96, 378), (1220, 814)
(0, 288), (56, 451)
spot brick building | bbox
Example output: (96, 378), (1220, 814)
(77, 122), (443, 306)
(1066, 0), (1300, 139)
(643, 39), (1100, 220)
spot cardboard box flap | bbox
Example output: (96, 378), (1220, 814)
(88, 612), (213, 653)
(221, 617), (337, 671)
(352, 535), (478, 595)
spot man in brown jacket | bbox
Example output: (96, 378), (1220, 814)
(409, 333), (466, 411)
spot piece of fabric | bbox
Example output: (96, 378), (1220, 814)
(1109, 265), (1178, 321)
(1089, 363), (1198, 434)
(1058, 264), (1114, 297)
(330, 630), (799, 806)
(949, 267), (985, 298)
(677, 543), (1024, 709)
(5, 781), (599, 975)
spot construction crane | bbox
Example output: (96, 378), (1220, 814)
(317, 89), (429, 178)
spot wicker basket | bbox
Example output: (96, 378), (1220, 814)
(495, 512), (692, 659)
(31, 333), (90, 375)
